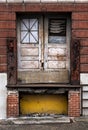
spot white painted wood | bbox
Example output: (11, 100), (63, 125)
(83, 109), (88, 116)
(41, 0), (57, 2)
(21, 61), (39, 69)
(48, 48), (66, 56)
(82, 85), (88, 115)
(0, 0), (6, 2)
(0, 73), (7, 119)
(48, 56), (66, 61)
(58, 0), (74, 2)
(83, 100), (88, 107)
(44, 14), (70, 71)
(24, 0), (40, 2)
(75, 0), (88, 3)
(17, 14), (70, 83)
(83, 86), (88, 91)
(21, 48), (39, 56)
(48, 61), (66, 69)
(80, 73), (88, 84)
(83, 92), (88, 100)
(7, 0), (23, 3)
(17, 17), (41, 71)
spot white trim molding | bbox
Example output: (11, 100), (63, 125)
(80, 73), (88, 85)
(0, 73), (7, 119)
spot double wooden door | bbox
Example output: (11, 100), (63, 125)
(17, 14), (70, 83)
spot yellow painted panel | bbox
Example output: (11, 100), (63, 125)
(20, 94), (68, 115)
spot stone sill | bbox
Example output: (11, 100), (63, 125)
(7, 84), (81, 88)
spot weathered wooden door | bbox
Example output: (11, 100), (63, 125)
(44, 15), (70, 71)
(17, 14), (70, 83)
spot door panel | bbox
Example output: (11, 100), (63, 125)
(21, 61), (39, 69)
(48, 61), (66, 69)
(48, 48), (66, 56)
(21, 48), (39, 56)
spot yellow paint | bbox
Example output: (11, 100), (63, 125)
(20, 94), (68, 115)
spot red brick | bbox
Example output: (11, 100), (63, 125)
(72, 30), (88, 38)
(75, 4), (88, 11)
(0, 47), (6, 55)
(0, 4), (8, 11)
(72, 12), (88, 20)
(44, 4), (74, 12)
(0, 30), (16, 38)
(72, 21), (88, 29)
(80, 64), (88, 72)
(8, 4), (26, 12)
(7, 92), (19, 117)
(80, 39), (88, 47)
(80, 56), (88, 64)
(0, 65), (7, 72)
(68, 91), (80, 117)
(0, 12), (16, 21)
(25, 3), (74, 12)
(0, 39), (6, 46)
(0, 21), (16, 29)
(0, 56), (7, 64)
(80, 47), (88, 55)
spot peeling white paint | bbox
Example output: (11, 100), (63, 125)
(0, 73), (7, 119)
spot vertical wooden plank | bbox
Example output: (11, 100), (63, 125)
(70, 38), (80, 85)
(7, 38), (17, 85)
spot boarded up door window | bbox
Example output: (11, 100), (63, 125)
(48, 19), (66, 43)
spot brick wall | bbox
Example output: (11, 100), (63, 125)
(72, 11), (88, 73)
(68, 91), (80, 117)
(0, 11), (16, 72)
(7, 91), (19, 117)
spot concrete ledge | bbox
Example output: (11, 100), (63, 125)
(75, 116), (88, 122)
(0, 116), (70, 124)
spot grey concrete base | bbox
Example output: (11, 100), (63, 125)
(75, 116), (88, 122)
(1, 116), (70, 125)
(13, 117), (70, 124)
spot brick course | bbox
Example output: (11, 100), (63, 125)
(7, 91), (19, 117)
(68, 91), (80, 117)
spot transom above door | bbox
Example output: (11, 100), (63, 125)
(17, 13), (70, 83)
